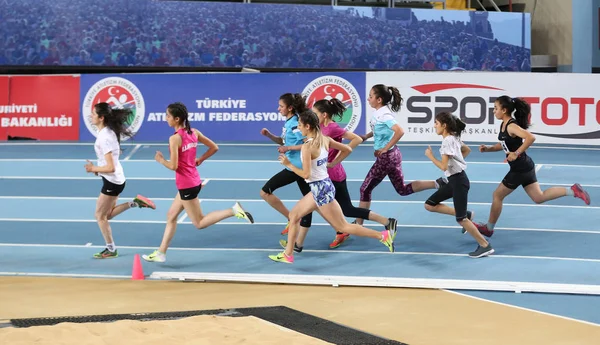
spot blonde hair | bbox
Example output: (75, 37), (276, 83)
(299, 110), (328, 150)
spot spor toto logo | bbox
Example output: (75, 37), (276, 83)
(303, 75), (362, 133)
(405, 83), (600, 139)
(82, 77), (146, 140)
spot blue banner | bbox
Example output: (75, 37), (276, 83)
(79, 72), (366, 142)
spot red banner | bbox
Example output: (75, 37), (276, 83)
(0, 76), (8, 140)
(0, 75), (80, 141)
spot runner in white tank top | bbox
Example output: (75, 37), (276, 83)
(301, 137), (336, 207)
(303, 138), (329, 183)
(269, 110), (396, 264)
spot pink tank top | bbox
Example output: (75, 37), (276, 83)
(175, 128), (201, 190)
(321, 121), (347, 182)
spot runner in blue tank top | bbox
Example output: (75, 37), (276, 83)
(259, 93), (313, 237)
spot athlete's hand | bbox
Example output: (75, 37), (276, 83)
(374, 149), (383, 157)
(195, 158), (204, 166)
(424, 146), (433, 158)
(260, 128), (270, 136)
(278, 154), (290, 166)
(277, 146), (289, 153)
(479, 144), (488, 152)
(154, 151), (164, 163)
(84, 160), (95, 173)
(506, 152), (518, 162)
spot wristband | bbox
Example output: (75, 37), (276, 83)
(515, 150), (522, 156)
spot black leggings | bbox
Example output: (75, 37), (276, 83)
(262, 168), (312, 228)
(425, 170), (470, 222)
(332, 179), (371, 220)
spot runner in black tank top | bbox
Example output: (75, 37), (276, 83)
(473, 96), (591, 238)
(499, 118), (534, 173)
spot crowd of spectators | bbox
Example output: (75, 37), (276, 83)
(0, 0), (531, 71)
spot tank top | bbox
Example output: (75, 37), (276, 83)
(302, 138), (330, 183)
(175, 128), (202, 189)
(320, 121), (347, 182)
(498, 119), (534, 172)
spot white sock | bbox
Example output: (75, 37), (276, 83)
(106, 243), (116, 252)
(129, 201), (137, 208)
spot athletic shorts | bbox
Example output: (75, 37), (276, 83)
(309, 178), (336, 207)
(179, 184), (202, 200)
(502, 168), (537, 190)
(101, 177), (125, 197)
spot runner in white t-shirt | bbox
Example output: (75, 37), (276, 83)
(84, 102), (156, 259)
(424, 111), (493, 259)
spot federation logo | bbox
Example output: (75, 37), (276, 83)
(302, 75), (362, 133)
(81, 77), (145, 140)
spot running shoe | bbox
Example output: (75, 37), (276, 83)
(279, 239), (303, 253)
(93, 248), (118, 259)
(281, 221), (290, 235)
(232, 202), (254, 223)
(386, 218), (398, 240)
(571, 183), (591, 205)
(473, 222), (494, 238)
(133, 195), (156, 209)
(436, 176), (448, 188)
(142, 250), (166, 263)
(329, 233), (350, 249)
(268, 251), (294, 264)
(380, 230), (395, 252)
(469, 244), (494, 258)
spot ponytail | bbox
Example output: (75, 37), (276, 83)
(184, 117), (191, 134)
(280, 93), (308, 114)
(313, 98), (347, 122)
(371, 84), (403, 112)
(513, 98), (531, 130)
(435, 111), (466, 138)
(496, 95), (531, 129)
(167, 102), (192, 134)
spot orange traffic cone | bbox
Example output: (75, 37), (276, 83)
(131, 254), (145, 280)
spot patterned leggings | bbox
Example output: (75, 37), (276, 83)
(360, 147), (414, 202)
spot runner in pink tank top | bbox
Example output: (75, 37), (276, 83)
(143, 102), (254, 264)
(175, 127), (202, 190)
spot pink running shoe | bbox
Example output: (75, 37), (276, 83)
(571, 183), (591, 205)
(474, 222), (494, 238)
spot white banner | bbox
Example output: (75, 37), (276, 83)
(365, 71), (600, 145)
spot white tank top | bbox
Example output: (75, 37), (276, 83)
(302, 138), (329, 183)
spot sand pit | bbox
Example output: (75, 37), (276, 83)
(0, 315), (333, 345)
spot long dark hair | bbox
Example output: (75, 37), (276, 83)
(435, 111), (466, 138)
(313, 98), (346, 122)
(496, 95), (530, 129)
(167, 102), (191, 134)
(371, 84), (403, 112)
(94, 102), (134, 144)
(280, 93), (308, 114)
